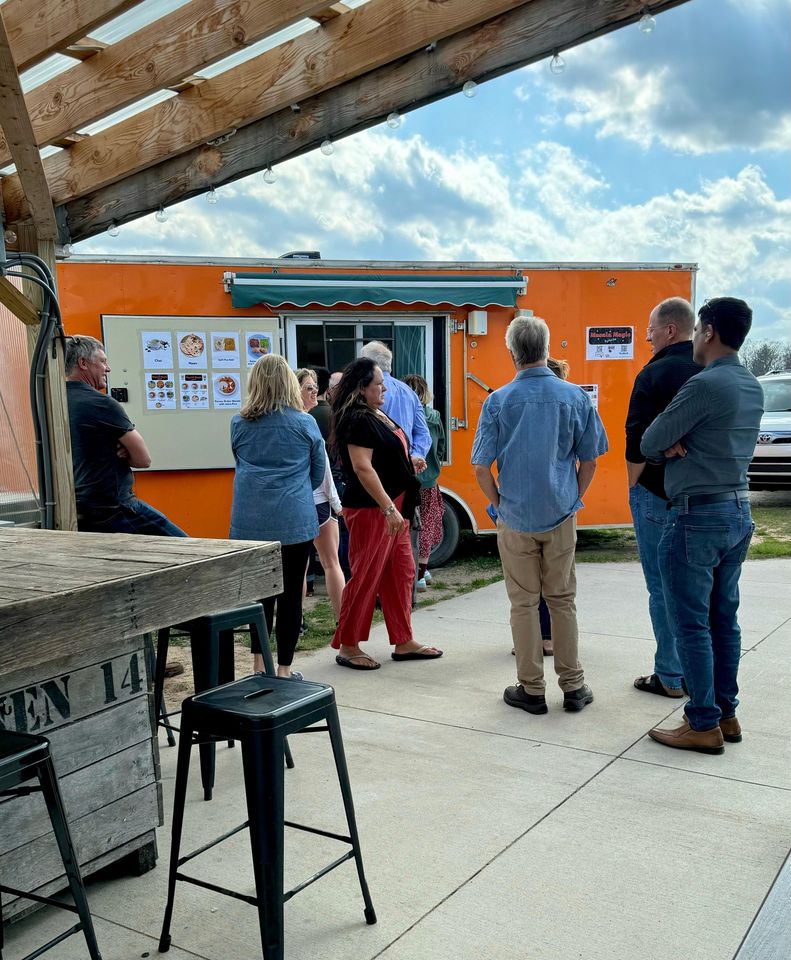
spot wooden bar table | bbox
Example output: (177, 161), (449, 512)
(0, 527), (280, 920)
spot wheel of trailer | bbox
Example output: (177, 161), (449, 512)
(429, 497), (460, 568)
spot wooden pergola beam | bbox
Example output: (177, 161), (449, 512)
(0, 0), (341, 167)
(0, 0), (142, 73)
(0, 16), (57, 241)
(1, 0), (529, 223)
(59, 0), (692, 244)
(311, 4), (350, 24)
(63, 37), (110, 62)
(0, 275), (40, 326)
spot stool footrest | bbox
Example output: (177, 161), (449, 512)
(283, 819), (352, 845)
(17, 922), (89, 960)
(175, 872), (258, 907)
(0, 883), (79, 913)
(283, 851), (355, 903)
(179, 821), (249, 867)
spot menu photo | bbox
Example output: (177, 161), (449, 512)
(176, 331), (208, 369)
(245, 331), (274, 368)
(145, 371), (177, 410)
(212, 371), (242, 409)
(211, 331), (240, 367)
(141, 330), (174, 368)
(179, 372), (210, 410)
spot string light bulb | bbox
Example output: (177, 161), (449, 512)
(108, 221), (120, 237)
(207, 187), (218, 204)
(386, 111), (402, 129)
(638, 7), (656, 32)
(155, 206), (168, 223)
(262, 165), (276, 184)
(462, 80), (477, 98)
(3, 228), (17, 245)
(62, 243), (74, 257)
(549, 51), (566, 75)
(320, 138), (334, 156)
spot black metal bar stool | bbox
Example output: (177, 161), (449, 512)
(158, 674), (376, 960)
(154, 603), (293, 800)
(0, 731), (102, 960)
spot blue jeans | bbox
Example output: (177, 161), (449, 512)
(658, 497), (754, 730)
(629, 484), (683, 688)
(77, 499), (188, 537)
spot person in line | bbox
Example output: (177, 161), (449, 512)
(626, 297), (701, 698)
(230, 355), (325, 679)
(472, 313), (608, 714)
(329, 358), (442, 670)
(65, 335), (186, 536)
(296, 368), (345, 620)
(309, 365), (332, 440)
(360, 342), (430, 603)
(402, 375), (446, 591)
(643, 298), (763, 754)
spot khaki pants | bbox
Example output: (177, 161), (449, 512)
(497, 515), (584, 695)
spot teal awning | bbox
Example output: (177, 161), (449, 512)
(225, 271), (525, 309)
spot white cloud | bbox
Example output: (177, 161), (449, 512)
(78, 130), (791, 339)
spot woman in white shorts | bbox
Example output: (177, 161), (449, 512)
(297, 369), (345, 618)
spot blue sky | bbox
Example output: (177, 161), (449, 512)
(75, 0), (791, 340)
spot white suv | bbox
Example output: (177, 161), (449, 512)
(748, 371), (791, 490)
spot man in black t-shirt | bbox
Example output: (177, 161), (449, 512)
(625, 298), (700, 698)
(65, 336), (186, 537)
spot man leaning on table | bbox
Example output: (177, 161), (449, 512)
(641, 298), (763, 755)
(471, 312), (608, 715)
(65, 335), (187, 537)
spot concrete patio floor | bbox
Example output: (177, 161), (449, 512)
(5, 558), (791, 960)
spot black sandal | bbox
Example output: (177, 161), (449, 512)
(634, 674), (685, 698)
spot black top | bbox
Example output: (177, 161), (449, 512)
(625, 341), (701, 498)
(67, 381), (135, 509)
(309, 399), (331, 440)
(337, 409), (420, 519)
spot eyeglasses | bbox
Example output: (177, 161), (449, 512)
(303, 385), (318, 393)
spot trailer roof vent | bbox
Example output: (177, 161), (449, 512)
(279, 250), (321, 259)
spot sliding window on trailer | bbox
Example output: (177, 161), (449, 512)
(283, 313), (450, 460)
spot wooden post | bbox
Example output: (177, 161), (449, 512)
(17, 223), (77, 531)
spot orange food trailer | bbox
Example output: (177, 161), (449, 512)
(56, 257), (696, 561)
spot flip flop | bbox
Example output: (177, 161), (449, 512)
(634, 673), (685, 698)
(335, 654), (380, 671)
(391, 647), (443, 661)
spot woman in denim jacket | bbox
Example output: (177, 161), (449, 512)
(230, 355), (324, 678)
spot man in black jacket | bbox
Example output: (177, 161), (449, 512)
(625, 298), (700, 697)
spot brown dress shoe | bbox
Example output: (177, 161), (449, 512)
(719, 716), (742, 743)
(648, 719), (724, 755)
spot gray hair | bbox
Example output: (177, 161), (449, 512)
(65, 335), (104, 375)
(654, 297), (694, 335)
(505, 314), (549, 366)
(360, 340), (392, 372)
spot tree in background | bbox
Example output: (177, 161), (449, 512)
(740, 340), (791, 376)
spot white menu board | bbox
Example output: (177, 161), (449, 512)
(179, 372), (210, 409)
(141, 330), (174, 368)
(145, 371), (176, 410)
(212, 371), (242, 409)
(176, 331), (208, 369)
(211, 332), (240, 367)
(579, 383), (599, 410)
(245, 331), (274, 368)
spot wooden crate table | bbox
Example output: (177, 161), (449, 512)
(0, 527), (281, 920)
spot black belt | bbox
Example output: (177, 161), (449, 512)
(669, 490), (749, 509)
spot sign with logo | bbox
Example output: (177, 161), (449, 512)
(586, 326), (634, 360)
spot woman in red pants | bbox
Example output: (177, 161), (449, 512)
(329, 357), (443, 670)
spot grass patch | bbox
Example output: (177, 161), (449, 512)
(750, 505), (791, 559)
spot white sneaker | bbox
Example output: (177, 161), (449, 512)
(416, 578), (427, 592)
(424, 570), (432, 584)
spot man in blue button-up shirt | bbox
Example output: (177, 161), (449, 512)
(472, 313), (608, 716)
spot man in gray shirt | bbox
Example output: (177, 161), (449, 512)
(641, 298), (763, 755)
